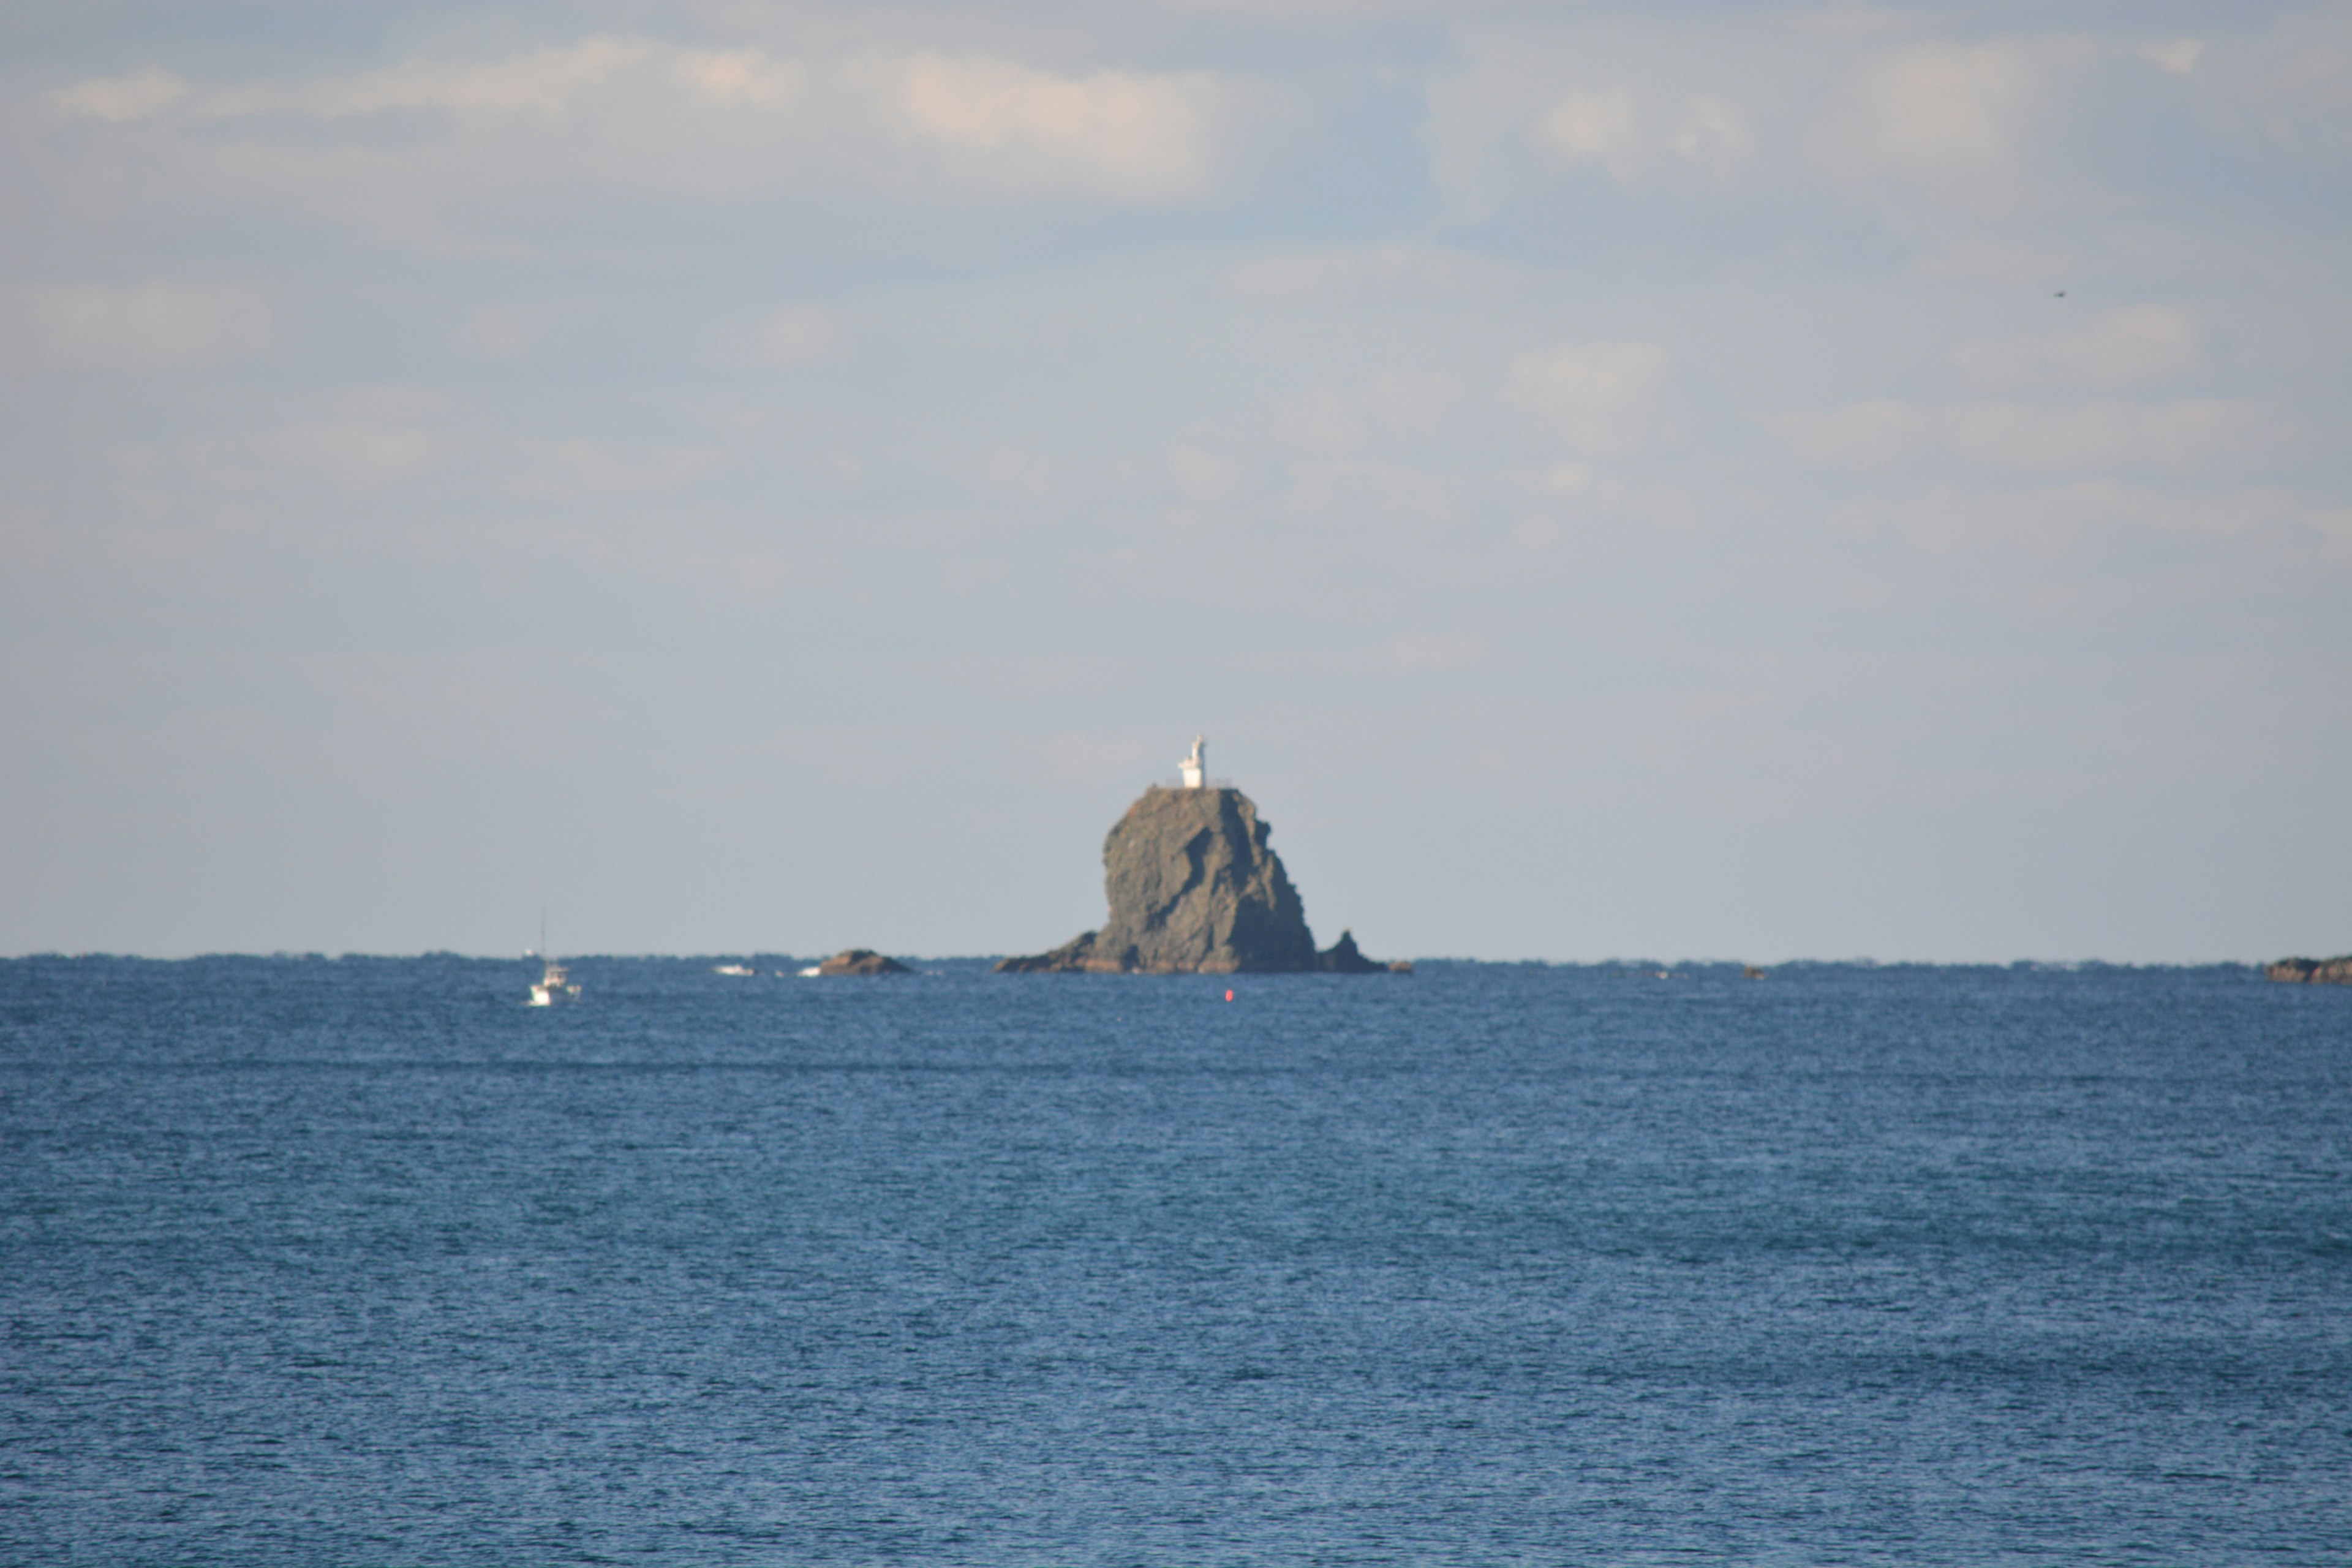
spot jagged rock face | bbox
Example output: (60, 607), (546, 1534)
(1094, 786), (1316, 973)
(996, 783), (1402, 975)
(2267, 956), (2352, 984)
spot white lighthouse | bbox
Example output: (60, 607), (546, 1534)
(1180, 734), (1207, 789)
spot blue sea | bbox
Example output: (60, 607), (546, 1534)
(3, 956), (2348, 1564)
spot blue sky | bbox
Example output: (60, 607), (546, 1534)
(3, 0), (2348, 961)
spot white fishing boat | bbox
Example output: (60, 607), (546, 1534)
(530, 957), (580, 1006)
(714, 963), (755, 976)
(528, 914), (581, 1006)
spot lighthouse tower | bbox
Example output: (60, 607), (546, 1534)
(1179, 734), (1207, 789)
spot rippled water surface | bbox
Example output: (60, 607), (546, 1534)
(4, 956), (2350, 1564)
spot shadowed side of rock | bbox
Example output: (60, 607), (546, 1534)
(995, 785), (1400, 974)
(2267, 955), (2352, 984)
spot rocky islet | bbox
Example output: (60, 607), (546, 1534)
(997, 782), (1403, 974)
(813, 949), (913, 976)
(2266, 955), (2352, 984)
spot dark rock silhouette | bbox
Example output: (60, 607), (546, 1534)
(995, 784), (1398, 974)
(993, 931), (1104, 974)
(2267, 955), (2352, 984)
(1316, 929), (1410, 973)
(814, 949), (913, 976)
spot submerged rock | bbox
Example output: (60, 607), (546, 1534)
(813, 949), (913, 976)
(996, 783), (1398, 974)
(2266, 955), (2352, 984)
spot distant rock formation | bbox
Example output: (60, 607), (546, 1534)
(2267, 955), (2352, 984)
(814, 949), (913, 976)
(992, 932), (1105, 974)
(1316, 929), (1409, 973)
(995, 783), (1400, 974)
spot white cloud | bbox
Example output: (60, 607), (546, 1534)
(1528, 88), (1752, 183)
(1765, 397), (2265, 472)
(983, 448), (1053, 495)
(507, 440), (725, 499)
(1282, 458), (1455, 522)
(880, 55), (1226, 202)
(1226, 246), (1525, 301)
(42, 39), (815, 251)
(1938, 399), (2260, 472)
(1790, 4), (1925, 42)
(1533, 89), (1638, 177)
(1274, 386), (1370, 456)
(454, 306), (537, 360)
(36, 40), (1234, 251)
(2209, 9), (2352, 154)
(1500, 342), (1674, 458)
(1170, 443), (1240, 502)
(251, 420), (459, 489)
(1228, 253), (1344, 298)
(1833, 480), (2352, 561)
(1269, 372), (1467, 460)
(752, 307), (844, 369)
(1908, 239), (2071, 287)
(53, 37), (801, 126)
(1359, 371), (1466, 437)
(1422, 20), (1807, 217)
(2140, 38), (2205, 76)
(1856, 46), (2029, 162)
(1767, 399), (1927, 467)
(2275, 34), (2352, 137)
(1667, 95), (1754, 173)
(1, 283), (272, 372)
(50, 67), (189, 121)
(1954, 306), (2200, 391)
(1510, 514), (1563, 550)
(129, 37), (667, 122)
(672, 49), (802, 108)
(1812, 40), (2077, 209)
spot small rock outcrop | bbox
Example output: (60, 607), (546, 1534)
(2267, 955), (2352, 984)
(993, 931), (1106, 973)
(996, 784), (1398, 974)
(1316, 929), (1411, 973)
(815, 949), (913, 976)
